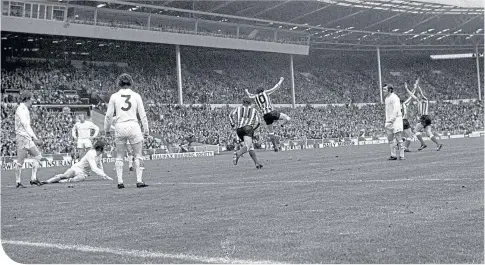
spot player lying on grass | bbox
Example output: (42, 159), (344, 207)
(41, 141), (113, 184)
(245, 77), (290, 152)
(229, 98), (263, 169)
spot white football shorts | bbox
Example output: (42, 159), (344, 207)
(114, 121), (143, 145)
(77, 138), (93, 149)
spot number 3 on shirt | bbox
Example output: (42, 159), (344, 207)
(121, 95), (132, 111)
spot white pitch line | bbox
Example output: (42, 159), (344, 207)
(2, 240), (284, 264)
(3, 177), (482, 188)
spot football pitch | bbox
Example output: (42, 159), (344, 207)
(1, 137), (483, 264)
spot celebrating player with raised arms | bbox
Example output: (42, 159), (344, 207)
(229, 98), (263, 169)
(14, 91), (44, 187)
(405, 79), (443, 151)
(41, 141), (112, 184)
(104, 73), (149, 189)
(72, 114), (99, 158)
(401, 81), (417, 152)
(383, 84), (405, 160)
(245, 77), (290, 152)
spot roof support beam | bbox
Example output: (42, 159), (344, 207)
(288, 3), (336, 23)
(362, 13), (403, 30)
(449, 15), (482, 32)
(322, 10), (366, 27)
(322, 0), (396, 27)
(207, 0), (234, 13)
(249, 0), (292, 18)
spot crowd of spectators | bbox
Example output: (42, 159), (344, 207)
(2, 52), (483, 105)
(1, 53), (483, 156)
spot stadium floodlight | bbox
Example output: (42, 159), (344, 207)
(430, 53), (484, 60)
(97, 4), (106, 8)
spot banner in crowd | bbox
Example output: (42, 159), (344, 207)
(279, 138), (357, 151)
(1, 151), (214, 171)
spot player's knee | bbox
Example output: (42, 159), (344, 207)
(14, 162), (23, 170)
(32, 155), (42, 167)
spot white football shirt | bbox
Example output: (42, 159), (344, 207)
(104, 88), (149, 133)
(72, 121), (99, 139)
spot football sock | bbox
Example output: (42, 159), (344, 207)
(134, 158), (143, 183)
(430, 136), (440, 146)
(115, 160), (124, 184)
(389, 142), (396, 157)
(416, 134), (425, 145)
(15, 162), (22, 184)
(249, 150), (260, 165)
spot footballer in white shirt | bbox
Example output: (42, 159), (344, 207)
(383, 84), (405, 160)
(104, 73), (149, 189)
(14, 91), (44, 188)
(41, 141), (112, 184)
(72, 114), (99, 158)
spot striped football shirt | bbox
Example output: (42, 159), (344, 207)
(229, 105), (260, 129)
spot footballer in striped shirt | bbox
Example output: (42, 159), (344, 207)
(229, 98), (263, 169)
(401, 82), (416, 152)
(245, 77), (290, 152)
(405, 79), (443, 151)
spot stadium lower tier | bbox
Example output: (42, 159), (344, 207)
(1, 101), (483, 157)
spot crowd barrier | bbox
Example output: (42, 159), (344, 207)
(1, 151), (214, 171)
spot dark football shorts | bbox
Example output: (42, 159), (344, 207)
(263, 110), (281, 125)
(236, 125), (255, 142)
(420, 115), (432, 127)
(403, 119), (410, 130)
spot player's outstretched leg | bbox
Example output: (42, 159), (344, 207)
(43, 174), (66, 184)
(279, 113), (290, 127)
(43, 168), (75, 184)
(233, 145), (248, 165)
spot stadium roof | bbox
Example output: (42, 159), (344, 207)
(38, 0), (485, 51)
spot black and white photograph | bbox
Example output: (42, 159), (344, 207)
(1, 0), (484, 263)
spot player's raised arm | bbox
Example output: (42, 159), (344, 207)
(136, 95), (149, 135)
(404, 83), (416, 105)
(19, 107), (38, 141)
(91, 123), (100, 139)
(417, 84), (428, 101)
(71, 123), (78, 139)
(245, 89), (256, 99)
(104, 95), (115, 132)
(405, 83), (419, 101)
(265, 77), (285, 95)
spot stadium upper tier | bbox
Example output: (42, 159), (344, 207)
(33, 0), (484, 50)
(2, 51), (483, 105)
